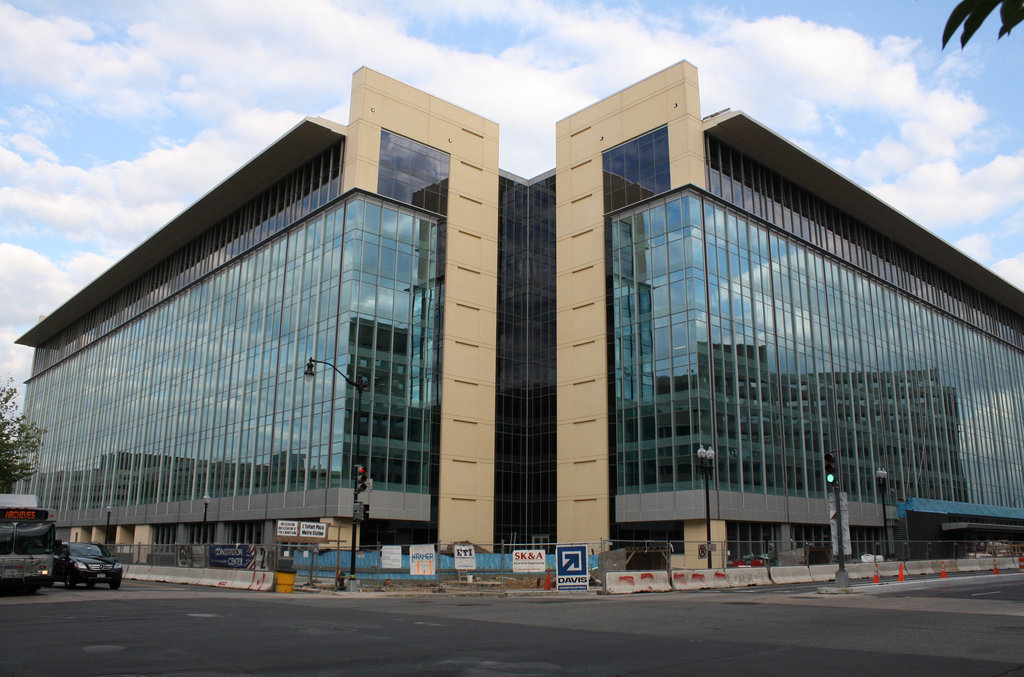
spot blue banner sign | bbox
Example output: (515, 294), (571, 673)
(208, 545), (256, 569)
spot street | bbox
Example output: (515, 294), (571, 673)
(1, 573), (1022, 676)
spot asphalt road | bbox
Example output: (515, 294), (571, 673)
(1, 573), (1022, 676)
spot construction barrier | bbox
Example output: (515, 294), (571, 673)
(876, 562), (902, 577)
(670, 569), (729, 590)
(724, 567), (771, 587)
(768, 566), (812, 584)
(905, 560), (935, 575)
(845, 563), (876, 580)
(604, 570), (672, 594)
(955, 558), (983, 572)
(994, 557), (1017, 573)
(808, 564), (838, 582)
(126, 565), (273, 591)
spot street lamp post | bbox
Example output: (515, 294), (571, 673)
(875, 468), (889, 558)
(696, 445), (716, 569)
(105, 505), (112, 545)
(305, 357), (366, 590)
(203, 493), (211, 544)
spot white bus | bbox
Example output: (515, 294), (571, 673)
(0, 495), (55, 593)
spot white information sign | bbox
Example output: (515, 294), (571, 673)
(276, 520), (298, 537)
(381, 545), (403, 570)
(299, 521), (327, 539)
(453, 544), (476, 571)
(512, 549), (546, 573)
(409, 544), (436, 576)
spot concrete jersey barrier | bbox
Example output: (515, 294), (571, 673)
(769, 566), (812, 584)
(127, 565), (272, 591)
(604, 570), (671, 594)
(671, 569), (729, 590)
(725, 567), (771, 587)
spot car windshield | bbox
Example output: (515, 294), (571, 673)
(69, 543), (112, 558)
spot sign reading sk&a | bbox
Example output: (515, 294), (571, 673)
(512, 549), (546, 573)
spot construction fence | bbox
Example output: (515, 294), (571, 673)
(110, 537), (1024, 590)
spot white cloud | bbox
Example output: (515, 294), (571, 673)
(2, 0), (1024, 389)
(0, 244), (116, 391)
(992, 253), (1024, 291)
(956, 233), (994, 262)
(870, 151), (1024, 229)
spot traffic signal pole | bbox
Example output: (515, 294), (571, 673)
(834, 480), (850, 588)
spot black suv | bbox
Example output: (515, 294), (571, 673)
(54, 542), (123, 589)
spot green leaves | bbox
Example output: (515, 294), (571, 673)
(943, 0), (1024, 48)
(0, 378), (45, 493)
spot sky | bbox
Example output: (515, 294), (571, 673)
(2, 0), (1024, 407)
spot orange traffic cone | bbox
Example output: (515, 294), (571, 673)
(941, 561), (947, 578)
(544, 568), (551, 590)
(872, 560), (880, 584)
(898, 562), (905, 582)
(994, 562), (999, 575)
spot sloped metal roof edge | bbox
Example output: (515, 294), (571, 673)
(17, 116), (347, 348)
(703, 110), (1024, 314)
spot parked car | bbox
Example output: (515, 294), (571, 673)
(54, 541), (122, 589)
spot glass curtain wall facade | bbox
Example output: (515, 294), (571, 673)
(494, 171), (557, 544)
(607, 133), (1024, 539)
(24, 185), (445, 531)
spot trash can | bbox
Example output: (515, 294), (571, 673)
(274, 570), (296, 593)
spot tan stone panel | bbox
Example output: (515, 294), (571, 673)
(564, 194), (603, 230)
(569, 339), (604, 377)
(620, 69), (671, 106)
(558, 227), (603, 270)
(448, 268), (497, 311)
(556, 497), (610, 543)
(563, 417), (606, 451)
(447, 227), (494, 271)
(451, 161), (489, 201)
(564, 159), (602, 200)
(556, 302), (604, 347)
(568, 264), (603, 303)
(443, 378), (496, 420)
(438, 496), (493, 545)
(371, 69), (433, 110)
(560, 379), (597, 420)
(619, 93), (670, 142)
(445, 340), (485, 381)
(442, 417), (494, 457)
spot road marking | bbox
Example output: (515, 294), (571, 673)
(971, 591), (1000, 597)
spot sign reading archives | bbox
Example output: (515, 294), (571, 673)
(556, 544), (588, 591)
(512, 549), (546, 573)
(453, 544), (476, 570)
(409, 544), (436, 576)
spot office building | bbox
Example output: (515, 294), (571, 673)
(17, 63), (1024, 559)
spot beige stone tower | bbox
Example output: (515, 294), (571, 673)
(343, 68), (501, 545)
(554, 61), (706, 543)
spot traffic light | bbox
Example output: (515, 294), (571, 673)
(824, 452), (837, 485)
(355, 465), (369, 494)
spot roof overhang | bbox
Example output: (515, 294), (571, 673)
(703, 111), (1024, 314)
(17, 116), (347, 348)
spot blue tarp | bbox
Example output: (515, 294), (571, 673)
(898, 497), (1024, 521)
